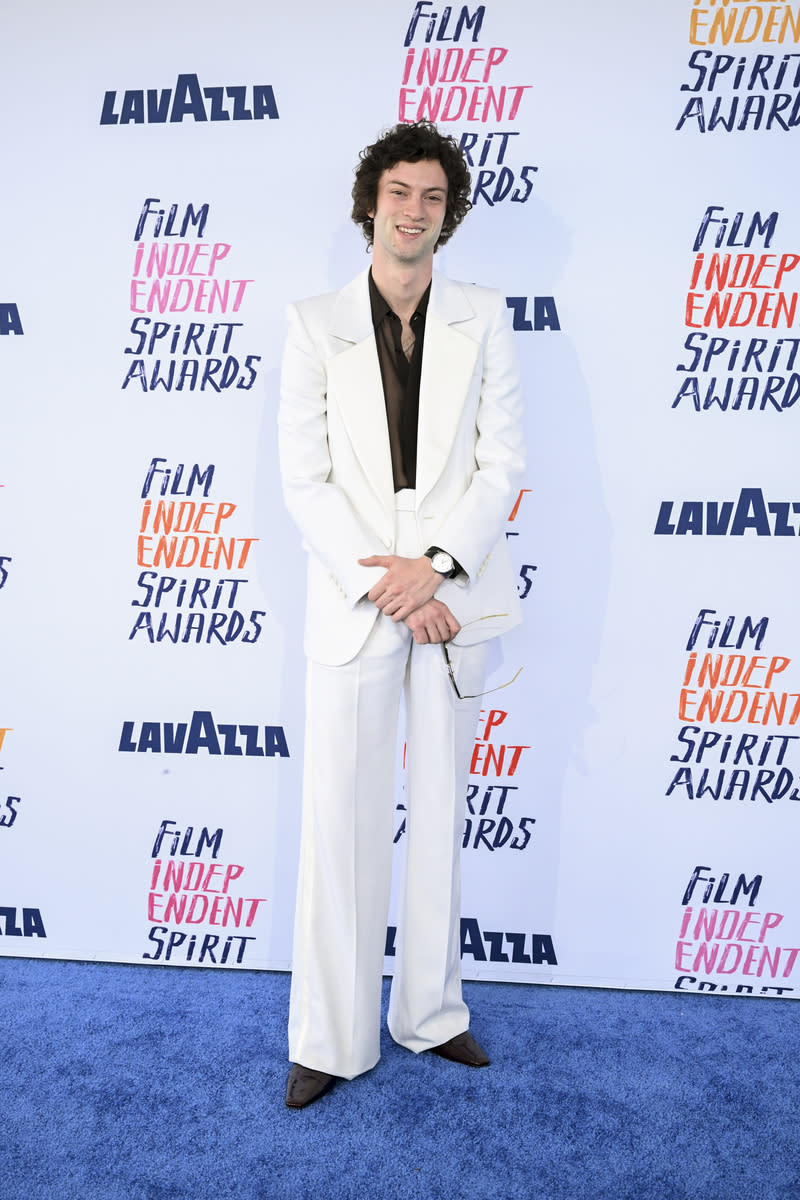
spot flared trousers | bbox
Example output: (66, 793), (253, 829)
(288, 491), (488, 1079)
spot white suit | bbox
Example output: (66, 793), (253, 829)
(278, 266), (524, 1079)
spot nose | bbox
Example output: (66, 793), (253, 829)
(403, 193), (424, 220)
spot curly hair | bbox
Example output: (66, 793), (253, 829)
(351, 121), (472, 251)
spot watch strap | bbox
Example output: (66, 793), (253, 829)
(424, 546), (460, 579)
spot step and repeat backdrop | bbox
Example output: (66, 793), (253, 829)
(2, 0), (799, 998)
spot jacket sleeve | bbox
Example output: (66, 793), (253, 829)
(430, 290), (525, 585)
(277, 301), (387, 607)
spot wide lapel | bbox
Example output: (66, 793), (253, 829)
(327, 269), (396, 521)
(415, 270), (479, 505)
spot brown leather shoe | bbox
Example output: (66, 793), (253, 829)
(285, 1063), (337, 1108)
(430, 1030), (490, 1067)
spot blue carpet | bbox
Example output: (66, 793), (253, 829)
(1, 957), (797, 1199)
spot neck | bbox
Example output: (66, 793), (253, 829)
(370, 253), (432, 320)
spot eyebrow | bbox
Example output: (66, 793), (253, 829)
(385, 177), (447, 195)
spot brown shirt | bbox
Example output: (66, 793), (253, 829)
(368, 269), (430, 492)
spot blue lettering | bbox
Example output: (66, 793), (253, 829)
(186, 710), (221, 754)
(170, 73), (207, 123)
(0, 304), (23, 335)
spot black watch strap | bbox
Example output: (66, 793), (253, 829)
(424, 546), (460, 579)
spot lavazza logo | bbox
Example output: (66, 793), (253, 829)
(655, 488), (800, 536)
(100, 72), (280, 125)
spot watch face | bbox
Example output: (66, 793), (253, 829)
(432, 551), (454, 575)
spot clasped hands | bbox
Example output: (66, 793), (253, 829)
(358, 554), (460, 645)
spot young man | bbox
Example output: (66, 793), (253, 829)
(278, 120), (525, 1108)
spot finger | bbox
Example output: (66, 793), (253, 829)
(411, 611), (443, 643)
(396, 599), (422, 622)
(432, 619), (452, 643)
(358, 556), (391, 567)
(378, 596), (405, 620)
(434, 603), (460, 638)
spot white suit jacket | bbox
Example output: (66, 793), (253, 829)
(278, 266), (525, 666)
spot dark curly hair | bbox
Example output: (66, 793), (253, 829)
(351, 121), (472, 251)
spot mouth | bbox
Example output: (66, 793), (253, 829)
(397, 225), (424, 237)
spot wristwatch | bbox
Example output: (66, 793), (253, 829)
(425, 546), (458, 578)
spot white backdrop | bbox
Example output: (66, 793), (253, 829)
(2, 0), (799, 998)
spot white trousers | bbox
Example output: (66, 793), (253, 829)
(288, 492), (488, 1079)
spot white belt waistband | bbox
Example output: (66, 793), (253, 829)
(394, 488), (416, 512)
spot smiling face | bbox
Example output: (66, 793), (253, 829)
(368, 159), (449, 270)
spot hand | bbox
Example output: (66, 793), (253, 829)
(403, 599), (461, 645)
(359, 554), (440, 621)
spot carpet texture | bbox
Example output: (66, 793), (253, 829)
(1, 958), (797, 1199)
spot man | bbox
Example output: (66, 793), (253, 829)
(278, 120), (524, 1108)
